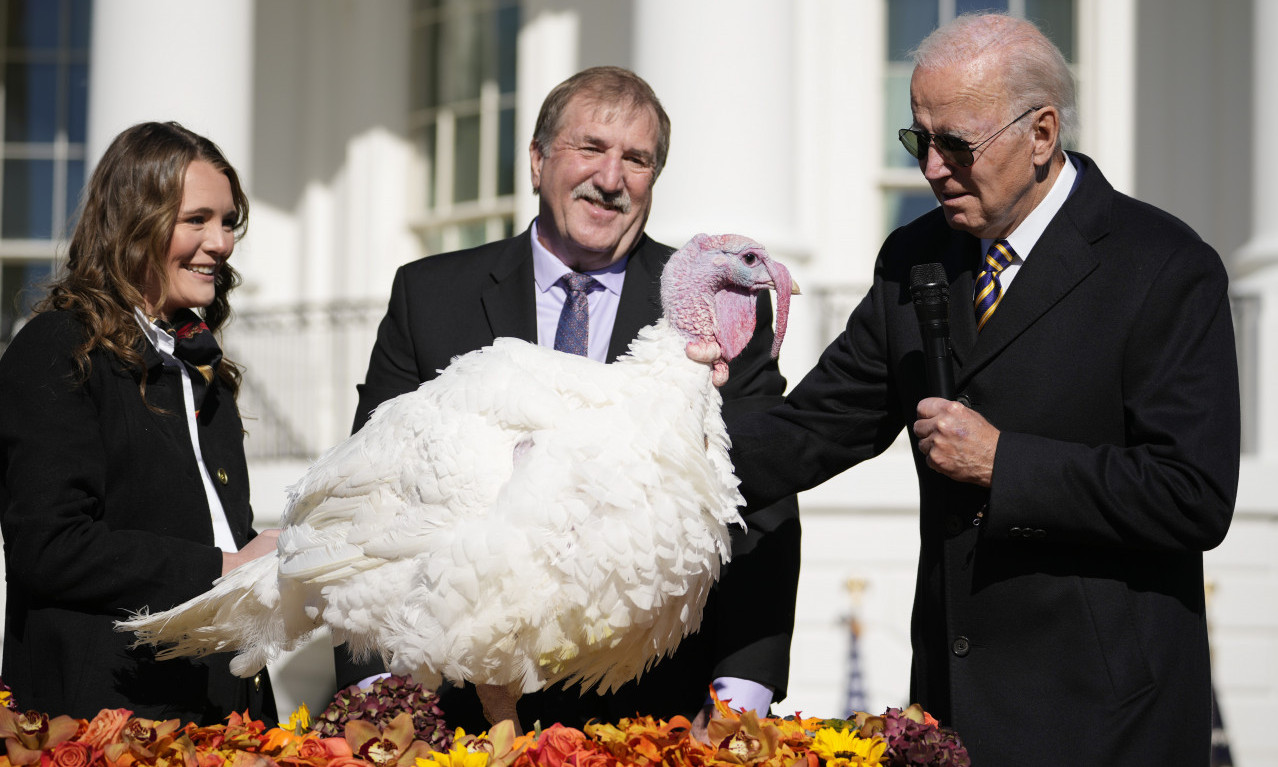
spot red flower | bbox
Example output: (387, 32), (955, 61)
(516, 725), (589, 767)
(43, 740), (94, 767)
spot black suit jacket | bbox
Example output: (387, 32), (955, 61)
(729, 154), (1239, 765)
(342, 228), (801, 731)
(0, 310), (275, 723)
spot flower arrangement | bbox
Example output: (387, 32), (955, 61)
(0, 677), (968, 767)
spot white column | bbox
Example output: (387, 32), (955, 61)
(631, 0), (798, 254)
(87, 0), (254, 184)
(1231, 0), (1278, 462)
(1078, 0), (1136, 195)
(1236, 0), (1278, 275)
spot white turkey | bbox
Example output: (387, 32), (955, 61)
(119, 233), (795, 729)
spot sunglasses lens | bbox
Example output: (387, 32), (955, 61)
(934, 135), (974, 167)
(899, 129), (924, 159)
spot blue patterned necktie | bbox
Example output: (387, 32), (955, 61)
(974, 239), (1015, 331)
(553, 272), (599, 356)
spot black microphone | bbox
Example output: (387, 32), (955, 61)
(909, 262), (956, 399)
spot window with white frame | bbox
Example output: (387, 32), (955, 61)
(409, 0), (519, 256)
(882, 0), (1076, 236)
(0, 0), (90, 346)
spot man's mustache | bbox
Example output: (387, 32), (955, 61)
(572, 182), (632, 214)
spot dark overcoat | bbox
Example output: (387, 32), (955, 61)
(0, 310), (275, 723)
(342, 228), (802, 731)
(729, 154), (1239, 765)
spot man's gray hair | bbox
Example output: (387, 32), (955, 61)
(913, 13), (1077, 149)
(532, 66), (671, 180)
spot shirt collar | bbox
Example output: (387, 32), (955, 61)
(981, 152), (1078, 264)
(530, 218), (628, 296)
(133, 307), (179, 363)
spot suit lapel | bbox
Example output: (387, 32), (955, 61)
(607, 236), (668, 362)
(480, 233), (538, 343)
(955, 156), (1108, 387)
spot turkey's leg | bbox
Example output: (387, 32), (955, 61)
(476, 684), (523, 735)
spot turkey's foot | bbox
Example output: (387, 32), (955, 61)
(476, 683), (523, 735)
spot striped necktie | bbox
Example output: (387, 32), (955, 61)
(974, 239), (1015, 331)
(553, 272), (599, 356)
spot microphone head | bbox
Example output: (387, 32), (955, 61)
(909, 262), (950, 324)
(909, 262), (949, 297)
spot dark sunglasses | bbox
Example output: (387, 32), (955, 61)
(898, 106), (1043, 167)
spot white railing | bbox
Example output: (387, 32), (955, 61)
(225, 300), (385, 461)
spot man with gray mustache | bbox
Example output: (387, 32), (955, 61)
(341, 66), (801, 737)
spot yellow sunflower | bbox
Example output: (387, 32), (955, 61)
(809, 726), (887, 766)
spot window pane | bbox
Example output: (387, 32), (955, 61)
(497, 106), (515, 197)
(68, 62), (89, 142)
(1026, 0), (1075, 61)
(1, 260), (52, 342)
(70, 0), (93, 48)
(419, 123), (436, 210)
(457, 220), (486, 250)
(887, 0), (937, 61)
(6, 0), (59, 49)
(453, 113), (480, 203)
(496, 4), (519, 93)
(411, 20), (440, 111)
(439, 6), (485, 103)
(3, 158), (55, 238)
(884, 70), (916, 168)
(957, 0), (1006, 15)
(65, 158), (84, 232)
(5, 63), (58, 142)
(884, 189), (937, 232)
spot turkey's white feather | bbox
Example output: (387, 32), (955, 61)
(121, 319), (744, 695)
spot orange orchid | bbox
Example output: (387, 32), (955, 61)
(0, 708), (79, 765)
(451, 721), (532, 767)
(345, 713), (435, 767)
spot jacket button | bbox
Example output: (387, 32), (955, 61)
(952, 636), (971, 657)
(945, 515), (963, 535)
(216, 468), (229, 485)
(956, 394), (972, 408)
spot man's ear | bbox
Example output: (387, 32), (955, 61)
(529, 140), (544, 193)
(1030, 107), (1060, 166)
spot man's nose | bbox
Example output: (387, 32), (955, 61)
(920, 142), (952, 180)
(593, 152), (624, 192)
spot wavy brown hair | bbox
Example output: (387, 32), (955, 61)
(36, 121), (247, 398)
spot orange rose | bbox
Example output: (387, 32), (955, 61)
(79, 710), (131, 751)
(319, 739), (354, 760)
(560, 747), (614, 767)
(293, 739), (328, 761)
(522, 725), (588, 767)
(45, 741), (93, 767)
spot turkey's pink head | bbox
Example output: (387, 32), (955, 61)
(660, 233), (796, 362)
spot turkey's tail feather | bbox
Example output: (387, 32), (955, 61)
(115, 552), (313, 678)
